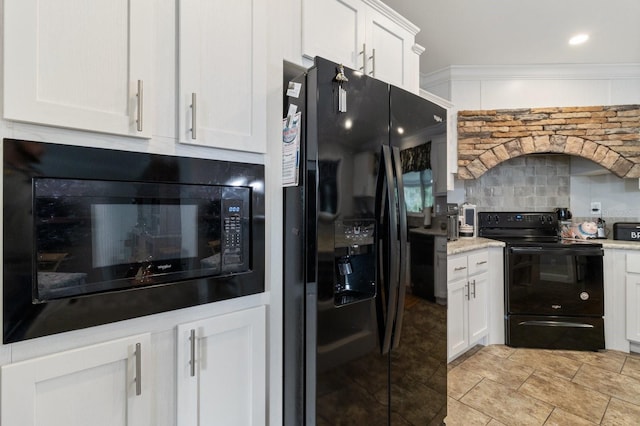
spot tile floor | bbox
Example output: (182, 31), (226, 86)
(446, 345), (640, 425)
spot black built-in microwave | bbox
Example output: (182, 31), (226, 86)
(3, 139), (265, 343)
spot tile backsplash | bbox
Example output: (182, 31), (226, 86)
(461, 154), (570, 211)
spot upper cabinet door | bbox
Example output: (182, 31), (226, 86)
(178, 0), (267, 153)
(365, 7), (414, 89)
(302, 0), (367, 72)
(3, 0), (153, 138)
(302, 0), (421, 92)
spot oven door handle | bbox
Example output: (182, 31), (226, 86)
(509, 246), (603, 257)
(518, 320), (595, 328)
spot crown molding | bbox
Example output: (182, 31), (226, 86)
(362, 0), (420, 35)
(421, 63), (640, 85)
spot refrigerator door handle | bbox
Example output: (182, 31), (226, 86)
(376, 145), (399, 355)
(390, 146), (408, 351)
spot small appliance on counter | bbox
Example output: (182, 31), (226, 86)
(555, 207), (572, 221)
(613, 222), (640, 241)
(446, 203), (459, 241)
(460, 203), (477, 238)
(596, 218), (607, 239)
(422, 206), (432, 227)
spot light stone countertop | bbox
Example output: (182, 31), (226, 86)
(447, 237), (506, 255)
(446, 236), (640, 254)
(600, 239), (640, 251)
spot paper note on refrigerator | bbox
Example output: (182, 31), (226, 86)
(282, 112), (301, 187)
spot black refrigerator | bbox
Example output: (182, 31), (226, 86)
(283, 57), (447, 425)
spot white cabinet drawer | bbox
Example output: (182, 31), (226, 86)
(448, 256), (468, 282)
(468, 251), (490, 276)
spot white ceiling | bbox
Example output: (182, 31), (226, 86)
(383, 0), (640, 75)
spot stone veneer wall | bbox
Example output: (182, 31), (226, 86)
(457, 105), (640, 179)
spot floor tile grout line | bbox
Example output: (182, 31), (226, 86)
(598, 396), (613, 425)
(449, 345), (640, 424)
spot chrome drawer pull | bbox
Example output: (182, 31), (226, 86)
(454, 266), (467, 271)
(476, 260), (487, 265)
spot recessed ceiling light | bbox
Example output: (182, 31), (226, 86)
(569, 33), (589, 45)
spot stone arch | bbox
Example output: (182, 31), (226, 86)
(456, 106), (640, 179)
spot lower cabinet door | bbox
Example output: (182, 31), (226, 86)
(626, 270), (640, 342)
(1, 333), (151, 426)
(447, 277), (469, 360)
(468, 271), (489, 343)
(177, 306), (266, 426)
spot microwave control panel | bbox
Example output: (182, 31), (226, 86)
(221, 199), (249, 272)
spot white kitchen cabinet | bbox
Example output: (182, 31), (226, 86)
(178, 0), (267, 153)
(626, 252), (640, 343)
(602, 248), (630, 352)
(1, 333), (151, 426)
(301, 0), (421, 92)
(447, 249), (490, 361)
(4, 0), (153, 138)
(176, 305), (266, 426)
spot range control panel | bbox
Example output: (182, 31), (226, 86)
(478, 212), (557, 229)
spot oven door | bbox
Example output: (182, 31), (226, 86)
(506, 244), (604, 317)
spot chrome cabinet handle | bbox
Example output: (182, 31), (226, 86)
(369, 48), (376, 76)
(359, 44), (366, 72)
(135, 342), (142, 396)
(136, 80), (143, 132)
(465, 283), (470, 300)
(471, 279), (477, 298)
(454, 266), (467, 271)
(191, 93), (197, 139)
(189, 329), (196, 377)
(476, 260), (487, 265)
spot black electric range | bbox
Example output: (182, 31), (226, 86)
(478, 211), (605, 351)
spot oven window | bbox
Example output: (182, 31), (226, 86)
(512, 253), (580, 285)
(33, 178), (251, 302)
(508, 249), (604, 316)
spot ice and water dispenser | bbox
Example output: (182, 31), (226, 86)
(333, 219), (376, 306)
